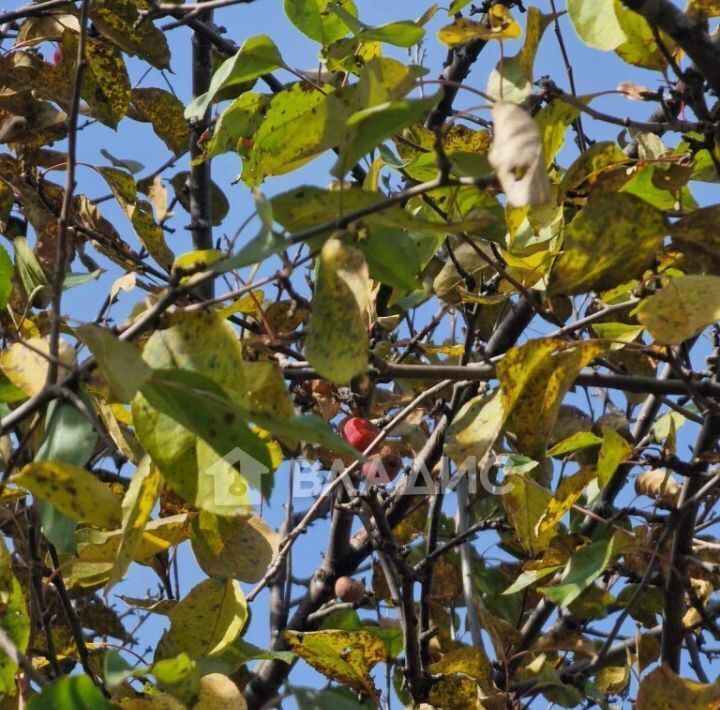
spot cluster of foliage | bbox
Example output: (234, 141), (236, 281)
(3, 0), (720, 707)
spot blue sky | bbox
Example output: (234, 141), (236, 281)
(36, 0), (720, 704)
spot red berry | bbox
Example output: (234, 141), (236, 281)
(53, 48), (62, 65)
(341, 417), (380, 452)
(334, 576), (365, 604)
(362, 445), (402, 484)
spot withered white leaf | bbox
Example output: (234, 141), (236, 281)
(488, 102), (551, 207)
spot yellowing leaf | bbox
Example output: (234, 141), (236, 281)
(488, 102), (550, 207)
(191, 512), (279, 583)
(162, 578), (248, 658)
(635, 275), (720, 345)
(105, 457), (162, 591)
(12, 461), (122, 528)
(90, 0), (170, 69)
(0, 337), (76, 396)
(597, 427), (632, 488)
(536, 466), (596, 537)
(66, 514), (191, 588)
(637, 665), (720, 709)
(306, 238), (370, 384)
(503, 473), (555, 554)
(0, 537), (29, 694)
(445, 390), (505, 465)
(497, 339), (606, 459)
(131, 88), (190, 156)
(438, 6), (522, 46)
(549, 193), (667, 296)
(568, 0), (626, 50)
(688, 0), (720, 17)
(487, 8), (555, 102)
(429, 646), (494, 694)
(285, 629), (386, 697)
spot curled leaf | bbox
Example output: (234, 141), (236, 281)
(488, 102), (550, 207)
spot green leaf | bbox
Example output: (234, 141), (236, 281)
(332, 93), (441, 178)
(170, 171), (230, 228)
(28, 675), (113, 710)
(549, 193), (667, 296)
(12, 460), (122, 528)
(242, 57), (416, 186)
(134, 368), (274, 514)
(0, 243), (12, 310)
(185, 35), (283, 120)
(14, 236), (49, 308)
(539, 536), (615, 606)
(76, 324), (152, 403)
(0, 537), (29, 695)
(306, 238), (370, 384)
(635, 275), (720, 345)
(196, 92), (269, 163)
(613, 0), (672, 70)
(104, 649), (135, 689)
(568, 0), (626, 50)
(329, 4), (425, 47)
(34, 400), (99, 554)
(285, 0), (358, 45)
(285, 629), (386, 697)
(160, 578), (248, 658)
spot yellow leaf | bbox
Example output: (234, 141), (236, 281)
(12, 461), (122, 528)
(162, 578), (248, 658)
(105, 456), (162, 591)
(429, 646), (494, 694)
(637, 664), (720, 709)
(0, 337), (76, 396)
(190, 511), (279, 583)
(438, 7), (521, 46)
(550, 193), (667, 295)
(216, 290), (265, 319)
(445, 390), (505, 465)
(597, 427), (631, 488)
(497, 338), (607, 459)
(536, 466), (596, 537)
(635, 275), (720, 345)
(285, 629), (386, 697)
(306, 238), (370, 384)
